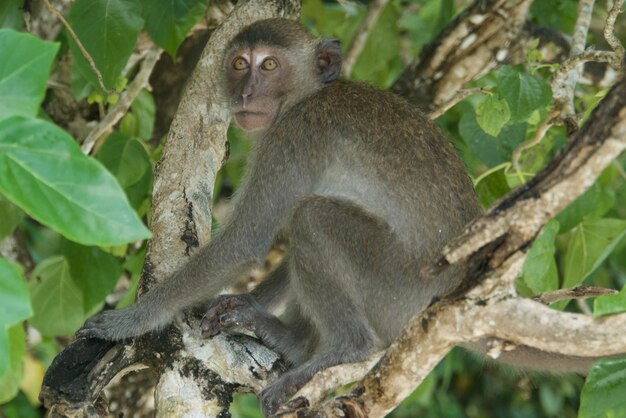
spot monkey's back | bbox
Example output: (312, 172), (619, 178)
(281, 80), (482, 255)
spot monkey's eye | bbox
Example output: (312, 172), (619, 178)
(232, 57), (248, 70)
(261, 58), (278, 71)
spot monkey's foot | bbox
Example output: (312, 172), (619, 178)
(200, 294), (259, 338)
(261, 371), (309, 417)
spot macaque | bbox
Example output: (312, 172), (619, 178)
(79, 18), (589, 416)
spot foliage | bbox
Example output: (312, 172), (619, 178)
(0, 0), (625, 417)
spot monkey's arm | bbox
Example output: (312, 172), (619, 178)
(78, 138), (316, 341)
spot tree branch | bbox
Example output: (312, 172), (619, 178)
(391, 0), (532, 111)
(341, 0), (389, 78)
(80, 46), (162, 155)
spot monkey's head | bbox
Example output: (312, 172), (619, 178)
(224, 18), (341, 136)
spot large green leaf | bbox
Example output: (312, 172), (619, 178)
(0, 325), (25, 403)
(67, 0), (144, 90)
(497, 66), (552, 122)
(563, 218), (626, 289)
(141, 0), (206, 56)
(29, 256), (85, 336)
(0, 259), (31, 375)
(579, 357), (626, 418)
(0, 116), (151, 246)
(522, 220), (559, 295)
(0, 29), (59, 122)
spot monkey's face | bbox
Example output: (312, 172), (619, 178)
(225, 47), (295, 136)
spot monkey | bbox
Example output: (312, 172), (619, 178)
(77, 18), (594, 416)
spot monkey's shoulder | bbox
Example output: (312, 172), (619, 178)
(294, 80), (439, 139)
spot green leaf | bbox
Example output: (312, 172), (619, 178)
(563, 218), (626, 289)
(556, 181), (615, 232)
(96, 132), (153, 208)
(61, 240), (123, 313)
(0, 116), (151, 246)
(67, 0), (144, 90)
(522, 220), (559, 295)
(0, 259), (31, 329)
(0, 195), (23, 240)
(0, 325), (25, 403)
(497, 66), (552, 122)
(579, 357), (626, 418)
(141, 0), (206, 56)
(458, 111), (526, 167)
(475, 95), (511, 137)
(120, 90), (156, 140)
(0, 259), (31, 375)
(0, 29), (59, 122)
(0, 0), (24, 31)
(117, 247), (145, 308)
(97, 133), (150, 188)
(475, 166), (511, 208)
(29, 256), (85, 336)
(593, 286), (626, 318)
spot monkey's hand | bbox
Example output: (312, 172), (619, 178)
(77, 305), (166, 341)
(200, 294), (260, 338)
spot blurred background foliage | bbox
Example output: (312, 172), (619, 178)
(0, 0), (625, 417)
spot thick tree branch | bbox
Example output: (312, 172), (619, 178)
(391, 0), (532, 111)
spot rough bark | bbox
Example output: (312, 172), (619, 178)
(390, 0), (532, 111)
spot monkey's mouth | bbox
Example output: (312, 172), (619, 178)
(234, 111), (271, 132)
(236, 111), (266, 117)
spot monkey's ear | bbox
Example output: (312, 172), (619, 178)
(318, 39), (342, 84)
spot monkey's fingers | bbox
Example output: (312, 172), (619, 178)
(201, 294), (255, 338)
(200, 315), (222, 338)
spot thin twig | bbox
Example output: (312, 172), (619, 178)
(511, 110), (560, 170)
(604, 0), (625, 63)
(341, 0), (389, 78)
(532, 285), (618, 305)
(81, 47), (162, 154)
(42, 0), (113, 94)
(427, 87), (485, 119)
(556, 0), (596, 116)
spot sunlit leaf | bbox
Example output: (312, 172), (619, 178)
(0, 29), (59, 122)
(475, 95), (510, 137)
(0, 116), (151, 246)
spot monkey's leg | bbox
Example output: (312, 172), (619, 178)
(261, 196), (405, 416)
